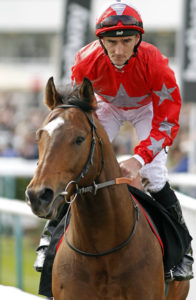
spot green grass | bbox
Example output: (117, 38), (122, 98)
(0, 231), (43, 297)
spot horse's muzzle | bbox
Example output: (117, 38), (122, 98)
(25, 186), (55, 218)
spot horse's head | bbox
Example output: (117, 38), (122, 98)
(25, 77), (103, 219)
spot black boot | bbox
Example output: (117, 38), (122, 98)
(150, 182), (194, 281)
(34, 203), (68, 272)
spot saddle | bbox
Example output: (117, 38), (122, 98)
(128, 185), (191, 273)
(38, 185), (191, 298)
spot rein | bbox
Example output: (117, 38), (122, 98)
(64, 194), (139, 257)
(61, 177), (135, 197)
(55, 104), (140, 257)
(77, 177), (135, 195)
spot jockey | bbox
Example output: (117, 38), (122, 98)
(34, 0), (193, 282)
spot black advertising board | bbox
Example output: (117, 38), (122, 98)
(60, 0), (92, 83)
(181, 0), (196, 102)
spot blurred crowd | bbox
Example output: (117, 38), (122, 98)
(0, 91), (47, 159)
(0, 90), (191, 173)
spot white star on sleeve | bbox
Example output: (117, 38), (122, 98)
(159, 118), (175, 137)
(154, 83), (176, 106)
(147, 137), (165, 156)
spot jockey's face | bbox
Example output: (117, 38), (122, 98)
(102, 35), (139, 66)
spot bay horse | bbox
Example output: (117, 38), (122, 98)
(26, 77), (189, 300)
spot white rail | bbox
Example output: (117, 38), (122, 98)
(0, 285), (42, 299)
(169, 173), (196, 188)
(0, 197), (36, 218)
(0, 158), (37, 177)
(0, 158), (196, 188)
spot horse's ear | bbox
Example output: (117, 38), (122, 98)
(45, 77), (63, 110)
(79, 78), (96, 107)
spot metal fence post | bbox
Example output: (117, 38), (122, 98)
(4, 176), (16, 199)
(13, 215), (23, 289)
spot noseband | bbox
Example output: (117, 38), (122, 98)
(54, 104), (139, 257)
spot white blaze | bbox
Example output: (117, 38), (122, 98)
(43, 117), (64, 137)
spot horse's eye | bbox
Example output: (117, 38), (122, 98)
(75, 136), (85, 145)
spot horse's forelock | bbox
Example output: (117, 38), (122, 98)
(57, 84), (95, 113)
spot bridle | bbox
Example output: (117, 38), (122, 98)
(56, 104), (104, 190)
(54, 104), (139, 257)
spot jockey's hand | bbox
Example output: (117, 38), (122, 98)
(119, 157), (142, 181)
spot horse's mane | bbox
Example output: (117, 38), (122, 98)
(58, 84), (96, 113)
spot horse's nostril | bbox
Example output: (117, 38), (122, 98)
(39, 188), (54, 203)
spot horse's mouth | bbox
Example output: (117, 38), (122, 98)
(37, 195), (65, 219)
(25, 189), (65, 219)
(25, 181), (75, 219)
(41, 195), (66, 219)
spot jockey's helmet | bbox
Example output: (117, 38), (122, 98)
(95, 0), (144, 38)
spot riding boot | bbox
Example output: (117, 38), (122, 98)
(150, 182), (194, 281)
(34, 203), (68, 272)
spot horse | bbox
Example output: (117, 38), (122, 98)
(26, 77), (190, 300)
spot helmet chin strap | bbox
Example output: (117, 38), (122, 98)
(99, 38), (108, 55)
(99, 33), (142, 67)
(133, 33), (142, 55)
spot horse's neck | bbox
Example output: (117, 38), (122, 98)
(69, 154), (135, 250)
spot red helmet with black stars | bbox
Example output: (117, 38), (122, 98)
(95, 1), (144, 37)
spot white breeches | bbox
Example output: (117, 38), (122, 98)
(96, 100), (168, 193)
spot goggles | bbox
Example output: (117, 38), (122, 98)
(96, 15), (143, 30)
